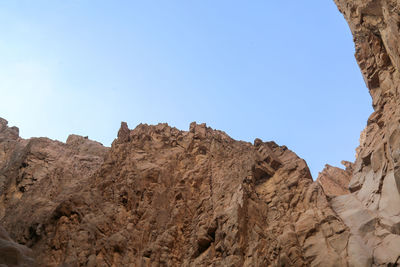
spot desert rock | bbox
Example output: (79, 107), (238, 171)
(317, 162), (352, 197)
(1, 0), (400, 266)
(0, 120), (349, 266)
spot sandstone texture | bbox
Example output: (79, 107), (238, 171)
(332, 0), (400, 265)
(0, 120), (350, 266)
(0, 118), (109, 266)
(0, 0), (400, 266)
(317, 162), (352, 197)
(0, 225), (34, 267)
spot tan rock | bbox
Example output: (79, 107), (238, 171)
(333, 0), (400, 264)
(0, 120), (349, 266)
(0, 0), (399, 265)
(317, 163), (352, 197)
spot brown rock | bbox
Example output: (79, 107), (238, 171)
(117, 121), (130, 143)
(0, 120), (348, 266)
(333, 0), (400, 264)
(0, 225), (35, 267)
(0, 0), (400, 265)
(317, 163), (352, 196)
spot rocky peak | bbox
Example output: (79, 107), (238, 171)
(0, 118), (7, 131)
(317, 162), (352, 197)
(116, 121), (130, 143)
(0, 118), (19, 140)
(0, 119), (349, 266)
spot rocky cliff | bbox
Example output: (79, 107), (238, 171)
(0, 119), (351, 266)
(0, 0), (399, 266)
(332, 0), (400, 265)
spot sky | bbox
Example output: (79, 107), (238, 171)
(0, 1), (372, 178)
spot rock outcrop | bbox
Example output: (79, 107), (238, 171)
(332, 0), (400, 265)
(0, 0), (399, 266)
(317, 162), (353, 197)
(0, 118), (109, 266)
(0, 120), (350, 266)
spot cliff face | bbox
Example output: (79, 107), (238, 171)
(0, 118), (109, 266)
(0, 120), (349, 266)
(0, 0), (400, 266)
(332, 0), (400, 265)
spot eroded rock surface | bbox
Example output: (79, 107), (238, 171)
(317, 162), (352, 197)
(0, 119), (350, 266)
(0, 0), (399, 266)
(0, 118), (108, 266)
(332, 0), (400, 265)
(0, 225), (34, 267)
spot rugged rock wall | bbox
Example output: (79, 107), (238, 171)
(332, 0), (400, 265)
(0, 120), (350, 266)
(0, 0), (399, 266)
(0, 118), (109, 266)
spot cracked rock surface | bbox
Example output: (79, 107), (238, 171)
(333, 0), (400, 265)
(1, 0), (400, 266)
(0, 120), (349, 266)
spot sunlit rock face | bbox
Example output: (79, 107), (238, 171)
(317, 162), (353, 197)
(0, 118), (109, 266)
(332, 0), (400, 265)
(0, 0), (400, 266)
(0, 120), (349, 266)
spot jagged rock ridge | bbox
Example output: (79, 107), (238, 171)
(0, 0), (399, 266)
(0, 119), (350, 266)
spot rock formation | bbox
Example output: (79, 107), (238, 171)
(0, 225), (34, 267)
(0, 119), (351, 266)
(0, 0), (399, 266)
(332, 0), (400, 265)
(317, 161), (353, 197)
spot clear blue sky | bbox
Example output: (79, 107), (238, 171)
(0, 1), (372, 178)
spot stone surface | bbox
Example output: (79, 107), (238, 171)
(0, 225), (34, 267)
(0, 120), (349, 266)
(0, 0), (400, 266)
(0, 118), (109, 266)
(317, 162), (352, 197)
(332, 0), (400, 265)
